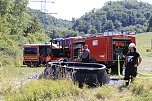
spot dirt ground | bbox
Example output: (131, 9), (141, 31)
(138, 57), (152, 74)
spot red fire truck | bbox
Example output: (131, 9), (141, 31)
(50, 33), (136, 73)
(50, 37), (79, 61)
(23, 43), (57, 67)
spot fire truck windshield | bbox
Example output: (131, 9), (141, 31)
(24, 48), (37, 54)
(53, 39), (63, 48)
(65, 40), (71, 47)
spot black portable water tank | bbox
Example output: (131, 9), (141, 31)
(44, 62), (110, 88)
(61, 62), (110, 88)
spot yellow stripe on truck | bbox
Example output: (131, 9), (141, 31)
(24, 56), (38, 60)
(24, 58), (37, 60)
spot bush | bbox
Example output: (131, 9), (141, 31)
(27, 32), (50, 44)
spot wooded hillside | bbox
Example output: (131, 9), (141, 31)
(72, 0), (152, 34)
(29, 9), (73, 31)
(0, 0), (50, 66)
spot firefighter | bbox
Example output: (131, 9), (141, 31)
(82, 45), (90, 62)
(124, 43), (142, 86)
(43, 62), (57, 79)
(40, 54), (45, 65)
(45, 54), (51, 63)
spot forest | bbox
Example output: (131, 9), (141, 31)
(72, 0), (152, 34)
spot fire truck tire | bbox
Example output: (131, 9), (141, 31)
(89, 58), (96, 63)
(63, 58), (68, 62)
(23, 61), (25, 65)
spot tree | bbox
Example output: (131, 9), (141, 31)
(147, 17), (152, 32)
(24, 16), (43, 35)
(114, 20), (122, 29)
(103, 20), (114, 31)
(90, 27), (97, 34)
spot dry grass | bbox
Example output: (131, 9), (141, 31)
(1, 78), (152, 101)
(136, 32), (152, 57)
(138, 57), (152, 74)
(136, 32), (152, 74)
(0, 66), (44, 98)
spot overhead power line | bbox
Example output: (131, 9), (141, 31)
(30, 0), (55, 3)
(30, 0), (57, 30)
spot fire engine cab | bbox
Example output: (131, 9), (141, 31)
(23, 43), (57, 67)
(50, 37), (76, 61)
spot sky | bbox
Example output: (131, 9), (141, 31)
(28, 0), (152, 21)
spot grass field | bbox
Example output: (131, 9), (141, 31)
(136, 32), (152, 57)
(136, 32), (152, 74)
(0, 66), (44, 100)
(0, 32), (152, 101)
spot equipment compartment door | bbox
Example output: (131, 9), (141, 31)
(112, 38), (131, 61)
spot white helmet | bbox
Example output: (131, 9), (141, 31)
(129, 43), (136, 48)
(48, 62), (52, 65)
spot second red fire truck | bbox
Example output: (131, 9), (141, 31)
(50, 32), (136, 73)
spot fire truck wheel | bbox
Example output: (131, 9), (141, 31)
(89, 58), (96, 63)
(23, 61), (25, 65)
(63, 58), (68, 62)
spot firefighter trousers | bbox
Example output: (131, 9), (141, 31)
(124, 64), (137, 86)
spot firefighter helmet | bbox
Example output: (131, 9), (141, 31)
(129, 43), (136, 48)
(48, 62), (52, 65)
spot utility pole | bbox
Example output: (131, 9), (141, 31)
(30, 0), (57, 30)
(30, 0), (55, 13)
(151, 39), (152, 50)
